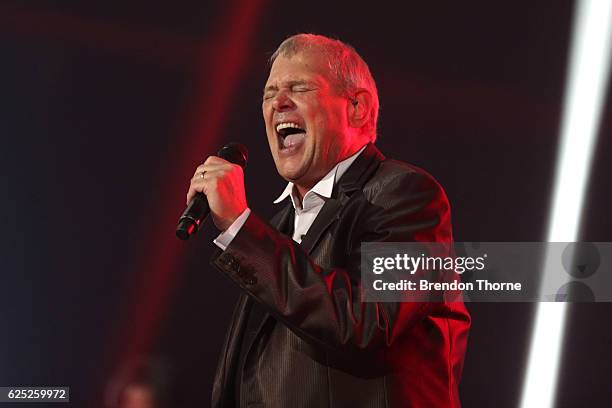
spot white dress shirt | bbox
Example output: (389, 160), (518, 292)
(214, 145), (367, 249)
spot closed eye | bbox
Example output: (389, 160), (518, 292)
(293, 86), (315, 93)
(262, 83), (316, 100)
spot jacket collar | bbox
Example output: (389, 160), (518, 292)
(298, 142), (385, 254)
(333, 142), (385, 198)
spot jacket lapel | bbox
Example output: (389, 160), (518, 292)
(270, 201), (294, 234)
(300, 143), (385, 254)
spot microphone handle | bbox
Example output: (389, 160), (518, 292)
(176, 192), (210, 240)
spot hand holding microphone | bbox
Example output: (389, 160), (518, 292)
(176, 143), (248, 240)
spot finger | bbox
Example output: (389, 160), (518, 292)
(203, 155), (229, 166)
(190, 164), (229, 183)
(201, 161), (234, 173)
(186, 182), (202, 205)
(186, 169), (224, 204)
(191, 170), (207, 183)
(193, 161), (231, 178)
(186, 174), (208, 204)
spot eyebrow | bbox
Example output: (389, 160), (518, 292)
(263, 80), (316, 94)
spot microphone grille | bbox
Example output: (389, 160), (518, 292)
(218, 142), (248, 168)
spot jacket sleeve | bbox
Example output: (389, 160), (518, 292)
(212, 170), (452, 355)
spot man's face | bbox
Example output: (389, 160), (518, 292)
(262, 51), (359, 189)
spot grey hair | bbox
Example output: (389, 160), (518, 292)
(270, 33), (379, 140)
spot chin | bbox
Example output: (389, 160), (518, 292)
(275, 157), (303, 176)
(279, 169), (304, 182)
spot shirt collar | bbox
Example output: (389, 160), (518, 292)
(273, 144), (368, 206)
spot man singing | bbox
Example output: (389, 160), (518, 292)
(186, 33), (470, 407)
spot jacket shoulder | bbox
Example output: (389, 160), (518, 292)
(363, 158), (449, 202)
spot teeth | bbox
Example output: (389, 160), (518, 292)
(276, 122), (303, 133)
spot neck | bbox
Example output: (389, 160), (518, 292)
(293, 142), (368, 205)
(294, 184), (309, 206)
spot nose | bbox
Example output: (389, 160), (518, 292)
(271, 90), (296, 112)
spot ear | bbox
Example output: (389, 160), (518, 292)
(347, 89), (373, 130)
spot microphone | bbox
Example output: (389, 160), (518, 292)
(176, 142), (248, 240)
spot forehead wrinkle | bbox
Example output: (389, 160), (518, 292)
(268, 54), (329, 81)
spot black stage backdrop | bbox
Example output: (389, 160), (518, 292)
(1, 1), (610, 407)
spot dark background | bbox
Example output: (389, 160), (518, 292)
(1, 1), (611, 407)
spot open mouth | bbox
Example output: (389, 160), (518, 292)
(276, 122), (306, 151)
